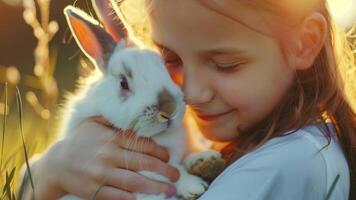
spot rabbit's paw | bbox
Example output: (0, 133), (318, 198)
(58, 194), (83, 200)
(136, 193), (177, 200)
(176, 174), (208, 200)
(184, 150), (225, 183)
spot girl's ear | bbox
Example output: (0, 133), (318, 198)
(64, 6), (116, 72)
(92, 0), (129, 42)
(291, 12), (327, 70)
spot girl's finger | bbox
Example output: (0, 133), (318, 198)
(90, 116), (118, 130)
(104, 168), (176, 197)
(94, 186), (136, 200)
(108, 148), (180, 182)
(114, 131), (170, 163)
(63, 177), (136, 200)
(90, 116), (170, 163)
(63, 178), (101, 199)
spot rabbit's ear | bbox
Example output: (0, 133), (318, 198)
(64, 6), (116, 72)
(92, 0), (128, 42)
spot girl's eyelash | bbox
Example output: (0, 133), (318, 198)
(214, 62), (245, 72)
(159, 45), (245, 72)
(216, 66), (239, 72)
(164, 60), (243, 72)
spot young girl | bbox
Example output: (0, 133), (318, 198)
(20, 0), (356, 199)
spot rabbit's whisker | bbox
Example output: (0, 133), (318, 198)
(137, 136), (144, 171)
(125, 130), (137, 170)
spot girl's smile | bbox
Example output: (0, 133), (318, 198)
(194, 109), (235, 122)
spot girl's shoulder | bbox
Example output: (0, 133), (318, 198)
(198, 123), (350, 200)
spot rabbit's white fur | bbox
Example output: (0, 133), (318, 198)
(60, 5), (209, 200)
(61, 41), (185, 139)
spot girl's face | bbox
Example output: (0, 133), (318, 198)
(149, 0), (296, 142)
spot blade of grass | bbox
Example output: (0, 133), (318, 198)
(15, 87), (35, 198)
(8, 167), (16, 188)
(3, 167), (16, 199)
(5, 168), (16, 187)
(89, 183), (104, 200)
(5, 171), (12, 200)
(325, 174), (340, 200)
(1, 82), (8, 169)
(2, 182), (6, 194)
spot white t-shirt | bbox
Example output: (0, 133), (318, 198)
(198, 124), (350, 200)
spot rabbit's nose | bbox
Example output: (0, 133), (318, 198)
(157, 112), (170, 122)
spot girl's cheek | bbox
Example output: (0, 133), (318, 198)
(217, 77), (267, 114)
(214, 76), (249, 105)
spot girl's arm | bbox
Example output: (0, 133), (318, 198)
(19, 141), (67, 200)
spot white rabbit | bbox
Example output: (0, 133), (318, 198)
(58, 0), (222, 199)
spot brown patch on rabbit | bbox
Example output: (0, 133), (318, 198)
(158, 88), (176, 117)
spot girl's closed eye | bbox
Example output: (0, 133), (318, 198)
(212, 59), (247, 73)
(210, 53), (250, 73)
(160, 47), (249, 73)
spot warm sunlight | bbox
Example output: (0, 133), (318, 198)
(327, 0), (356, 28)
(328, 0), (353, 12)
(0, 0), (355, 199)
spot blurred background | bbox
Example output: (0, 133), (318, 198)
(0, 0), (355, 198)
(0, 0), (99, 197)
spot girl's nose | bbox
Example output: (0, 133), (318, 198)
(182, 65), (213, 105)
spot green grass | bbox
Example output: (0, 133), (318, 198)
(0, 85), (35, 200)
(0, 85), (58, 200)
(15, 86), (35, 199)
(1, 83), (7, 170)
(1, 83), (16, 200)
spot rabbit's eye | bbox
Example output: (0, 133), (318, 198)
(120, 76), (129, 90)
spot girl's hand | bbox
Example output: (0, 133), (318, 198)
(25, 117), (180, 200)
